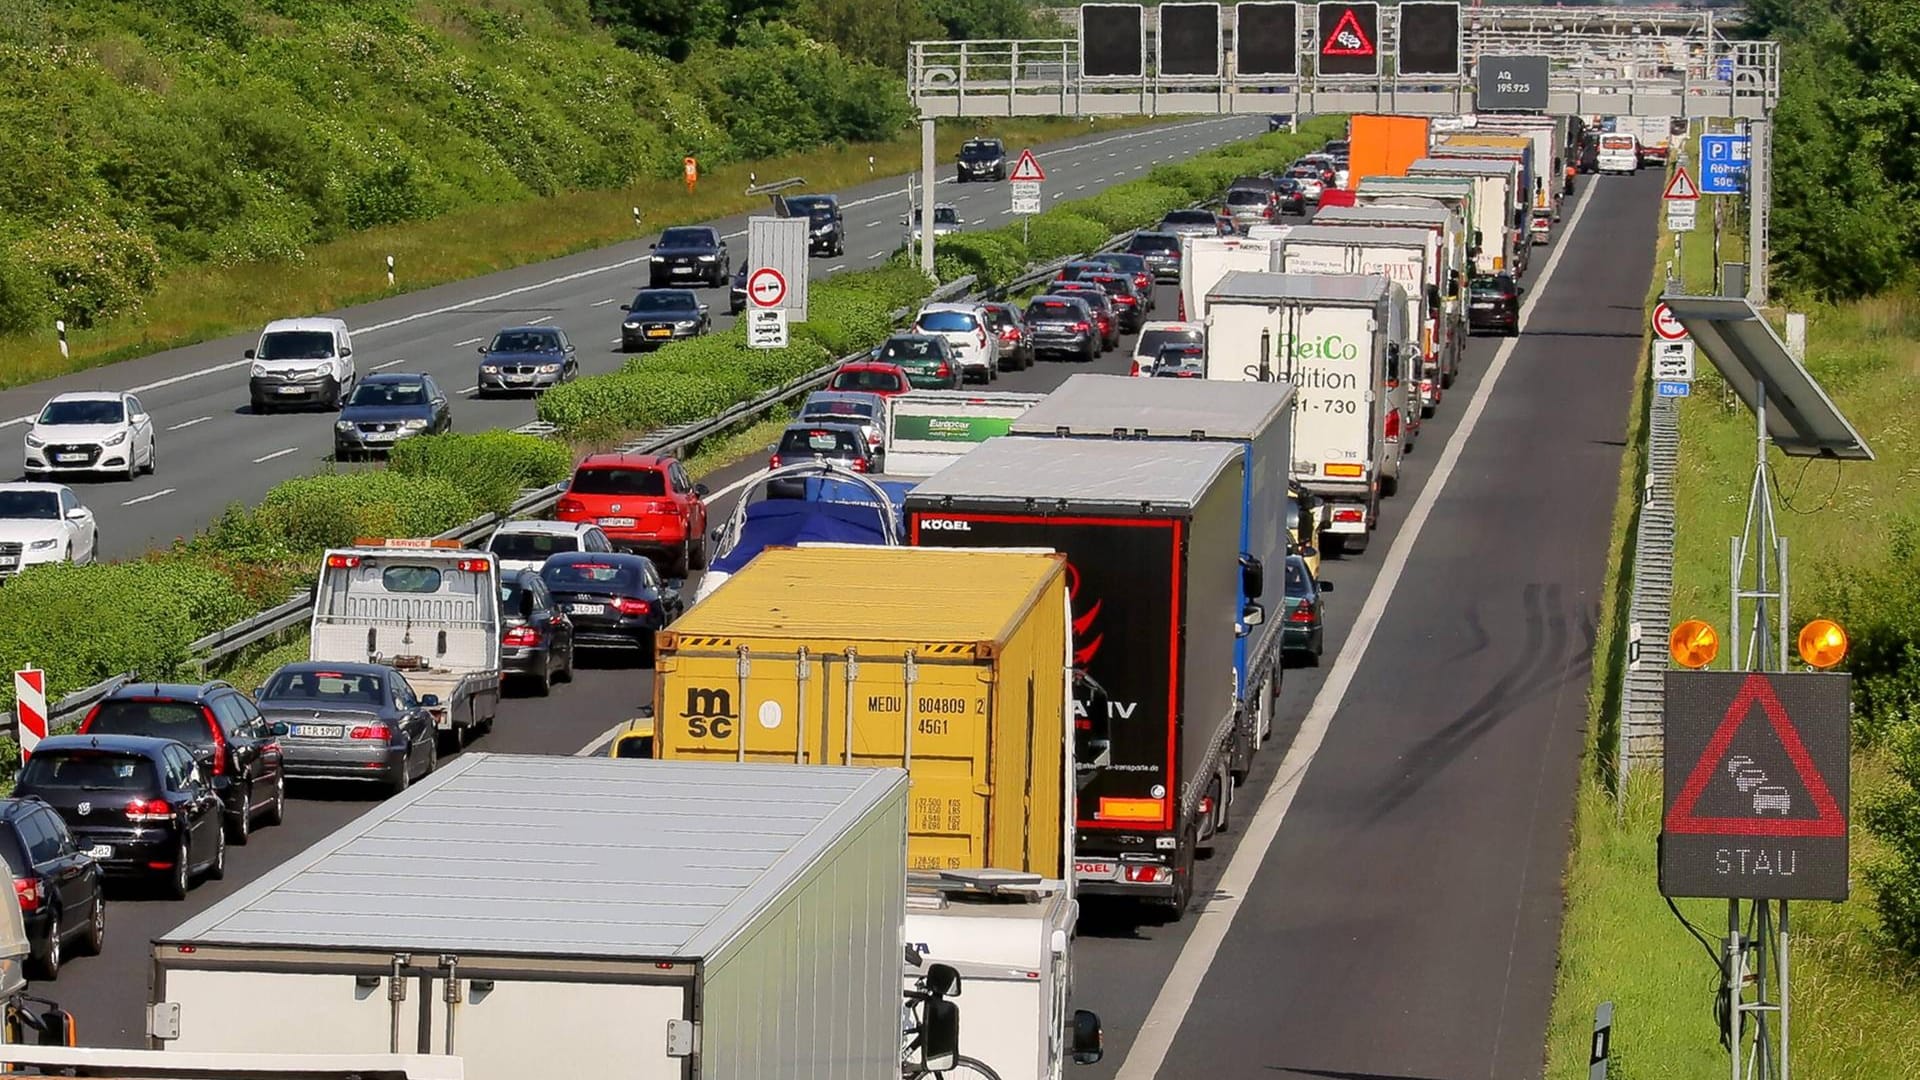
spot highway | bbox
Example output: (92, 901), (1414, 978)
(44, 167), (1660, 1080)
(0, 115), (1267, 559)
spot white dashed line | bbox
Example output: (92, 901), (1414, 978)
(866, 251), (886, 260)
(525, 316), (553, 325)
(829, 264), (846, 272)
(166, 416), (210, 432)
(453, 337), (483, 347)
(459, 385), (478, 394)
(372, 357), (409, 370)
(121, 488), (176, 506)
(1075, 184), (1086, 191)
(252, 447), (299, 464)
(591, 297), (621, 306)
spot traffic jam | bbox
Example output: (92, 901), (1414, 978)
(0, 111), (1613, 1076)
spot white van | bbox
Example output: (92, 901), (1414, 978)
(1596, 133), (1639, 175)
(247, 317), (357, 414)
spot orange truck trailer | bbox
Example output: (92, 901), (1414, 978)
(1345, 115), (1432, 190)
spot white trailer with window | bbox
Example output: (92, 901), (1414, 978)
(147, 755), (911, 1080)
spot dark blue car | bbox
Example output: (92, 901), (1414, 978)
(540, 551), (684, 655)
(476, 326), (578, 396)
(334, 373), (451, 459)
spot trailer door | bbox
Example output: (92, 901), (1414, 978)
(159, 968), (402, 1053)
(429, 977), (686, 1080)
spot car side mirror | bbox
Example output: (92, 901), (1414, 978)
(244, 348), (256, 360)
(477, 345), (488, 353)
(421, 694), (441, 707)
(65, 508), (87, 521)
(566, 343), (577, 352)
(698, 304), (710, 314)
(619, 304), (631, 312)
(924, 962), (961, 997)
(254, 685), (267, 698)
(340, 346), (352, 357)
(647, 242), (655, 249)
(191, 745), (215, 766)
(1516, 285), (1526, 295)
(1319, 579), (1334, 592)
(694, 483), (710, 496)
(1238, 603), (1265, 635)
(1071, 1009), (1105, 1065)
(270, 722), (290, 737)
(1239, 553), (1264, 599)
(765, 444), (778, 453)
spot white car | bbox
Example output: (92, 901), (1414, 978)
(0, 483), (98, 577)
(1131, 321), (1206, 376)
(485, 521), (616, 576)
(23, 391), (156, 480)
(907, 204), (964, 244)
(911, 303), (1000, 384)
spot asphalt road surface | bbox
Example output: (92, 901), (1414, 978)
(0, 115), (1267, 560)
(44, 169), (1660, 1080)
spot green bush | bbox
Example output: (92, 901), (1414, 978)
(1024, 211), (1111, 262)
(225, 471), (481, 556)
(388, 431), (574, 513)
(0, 561), (251, 712)
(1864, 722), (1920, 959)
(935, 233), (1029, 290)
(1074, 182), (1191, 233)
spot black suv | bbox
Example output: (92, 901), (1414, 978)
(784, 194), (844, 257)
(1468, 273), (1522, 336)
(16, 735), (227, 900)
(0, 797), (103, 978)
(648, 226), (730, 287)
(78, 681), (288, 844)
(956, 138), (1006, 182)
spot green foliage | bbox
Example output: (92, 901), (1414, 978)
(1023, 211), (1111, 262)
(0, 0), (910, 326)
(0, 561), (250, 711)
(1864, 722), (1920, 959)
(388, 431), (575, 514)
(203, 471), (480, 560)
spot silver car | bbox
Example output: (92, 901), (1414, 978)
(476, 326), (579, 396)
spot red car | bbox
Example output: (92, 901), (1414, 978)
(555, 453), (710, 577)
(828, 361), (913, 396)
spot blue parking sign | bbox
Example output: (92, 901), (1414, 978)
(1698, 134), (1750, 195)
(1715, 57), (1733, 81)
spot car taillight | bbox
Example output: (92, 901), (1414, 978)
(203, 707), (227, 775)
(1290, 605), (1315, 624)
(768, 453), (782, 468)
(1136, 274), (1152, 291)
(13, 878), (41, 912)
(349, 724), (392, 741)
(999, 327), (1019, 341)
(125, 798), (172, 823)
(557, 497), (586, 517)
(1114, 295), (1136, 306)
(976, 331), (988, 350)
(326, 554), (360, 569)
(502, 625), (542, 647)
(850, 458), (870, 473)
(615, 598), (652, 616)
(938, 361), (951, 376)
(1385, 408), (1401, 444)
(1130, 359), (1143, 376)
(1072, 321), (1090, 332)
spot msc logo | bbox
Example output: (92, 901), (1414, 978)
(682, 687), (736, 739)
(920, 519), (972, 531)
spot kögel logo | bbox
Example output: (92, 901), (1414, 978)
(922, 519), (972, 531)
(682, 687), (736, 739)
(1281, 334), (1360, 361)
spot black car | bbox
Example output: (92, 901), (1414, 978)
(1322, 139), (1350, 158)
(783, 194), (844, 256)
(648, 226), (730, 287)
(1126, 231), (1183, 281)
(1085, 252), (1157, 307)
(1048, 283), (1121, 350)
(729, 259), (749, 314)
(1281, 553), (1332, 664)
(500, 569), (575, 695)
(333, 374), (452, 459)
(1468, 273), (1523, 336)
(0, 797), (103, 978)
(1268, 114), (1290, 132)
(1022, 295), (1099, 363)
(956, 137), (1006, 182)
(979, 302), (1033, 370)
(767, 421), (879, 486)
(539, 552), (682, 655)
(1274, 177), (1308, 216)
(620, 288), (710, 351)
(78, 680), (288, 844)
(15, 734), (226, 900)
(253, 662), (440, 794)
(1078, 272), (1147, 333)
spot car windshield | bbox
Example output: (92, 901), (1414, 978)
(880, 338), (942, 360)
(933, 207), (960, 225)
(1162, 210), (1214, 224)
(1087, 276), (1130, 296)
(85, 700), (211, 746)
(1129, 234), (1179, 253)
(981, 308), (1016, 329)
(1227, 189), (1270, 205)
(38, 399), (124, 425)
(658, 228), (713, 249)
(256, 330), (335, 360)
(833, 369), (904, 391)
(262, 669), (385, 705)
(1285, 560), (1311, 597)
(780, 428), (860, 456)
(1027, 300), (1081, 320)
(916, 311), (978, 333)
(542, 561), (641, 591)
(0, 491), (59, 520)
(630, 291), (695, 314)
(1137, 328), (1204, 356)
(802, 402), (877, 424)
(1471, 276), (1513, 295)
(1092, 254), (1145, 273)
(489, 331), (561, 353)
(787, 197), (834, 220)
(18, 751), (158, 792)
(1157, 344), (1203, 363)
(569, 467), (666, 496)
(961, 142), (1000, 158)
(348, 381), (428, 407)
(490, 531), (580, 560)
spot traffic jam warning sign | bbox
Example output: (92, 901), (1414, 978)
(1322, 7), (1374, 55)
(1009, 149), (1046, 183)
(1662, 167), (1700, 201)
(1661, 671), (1851, 901)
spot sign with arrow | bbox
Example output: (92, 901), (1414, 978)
(1660, 671), (1851, 900)
(1663, 166), (1700, 201)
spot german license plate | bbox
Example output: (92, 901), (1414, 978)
(0, 560), (15, 570)
(506, 374), (530, 383)
(671, 266), (693, 274)
(365, 431), (395, 441)
(276, 386), (304, 394)
(1074, 860), (1117, 880)
(599, 517), (635, 527)
(567, 602), (605, 615)
(56, 453), (87, 463)
(86, 845), (112, 860)
(294, 724), (343, 738)
(646, 328), (671, 338)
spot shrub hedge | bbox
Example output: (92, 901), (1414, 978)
(0, 118), (1348, 715)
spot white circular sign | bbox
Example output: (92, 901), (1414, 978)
(1652, 302), (1688, 341)
(747, 267), (787, 309)
(757, 700), (783, 729)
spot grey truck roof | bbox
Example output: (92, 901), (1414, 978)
(1280, 224), (1435, 249)
(1407, 157), (1515, 177)
(908, 435), (1239, 509)
(155, 754), (906, 961)
(1010, 374), (1293, 441)
(1207, 271), (1393, 305)
(1308, 205), (1451, 229)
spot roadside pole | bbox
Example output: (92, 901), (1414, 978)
(920, 118), (937, 277)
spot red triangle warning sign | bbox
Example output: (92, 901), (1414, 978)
(1322, 8), (1375, 56)
(1665, 674), (1846, 839)
(1663, 167), (1700, 200)
(1009, 149), (1046, 183)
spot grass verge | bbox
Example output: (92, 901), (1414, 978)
(1546, 134), (1920, 1077)
(0, 115), (1155, 391)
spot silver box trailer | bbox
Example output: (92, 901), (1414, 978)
(148, 754), (909, 1080)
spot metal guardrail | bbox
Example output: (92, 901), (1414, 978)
(1618, 387), (1681, 776)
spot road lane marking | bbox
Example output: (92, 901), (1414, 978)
(121, 488), (175, 506)
(525, 315), (553, 325)
(867, 251), (886, 260)
(575, 721), (631, 757)
(866, 220), (881, 228)
(1113, 177), (1601, 1080)
(591, 297), (620, 306)
(372, 357), (409, 370)
(252, 447), (299, 464)
(166, 416), (210, 431)
(460, 385), (478, 394)
(829, 264), (846, 272)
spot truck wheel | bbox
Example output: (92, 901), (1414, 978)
(1165, 826), (1197, 915)
(1380, 473), (1398, 497)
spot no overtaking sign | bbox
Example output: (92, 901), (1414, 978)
(747, 267), (787, 310)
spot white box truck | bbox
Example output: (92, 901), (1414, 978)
(147, 755), (914, 1080)
(884, 390), (1044, 477)
(1202, 272), (1412, 555)
(1276, 223), (1451, 418)
(1299, 204), (1465, 396)
(310, 538), (502, 749)
(1178, 235), (1275, 323)
(1405, 157), (1520, 276)
(1474, 116), (1566, 236)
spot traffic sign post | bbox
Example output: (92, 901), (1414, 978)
(746, 216), (808, 320)
(1651, 302), (1688, 341)
(1009, 149), (1046, 183)
(747, 308), (789, 350)
(1663, 166), (1701, 201)
(1699, 133), (1752, 195)
(12, 667), (45, 763)
(1654, 340), (1695, 382)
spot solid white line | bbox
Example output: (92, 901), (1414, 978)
(121, 487), (175, 506)
(1113, 178), (1600, 1080)
(252, 447), (299, 464)
(166, 416), (210, 431)
(1075, 184), (1087, 191)
(591, 297), (620, 306)
(372, 357), (409, 370)
(453, 337), (484, 347)
(575, 721), (631, 757)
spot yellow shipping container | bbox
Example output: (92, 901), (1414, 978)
(651, 545), (1072, 878)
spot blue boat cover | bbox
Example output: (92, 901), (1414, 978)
(709, 499), (893, 575)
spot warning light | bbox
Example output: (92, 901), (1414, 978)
(1797, 619), (1848, 669)
(1669, 619), (1719, 669)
